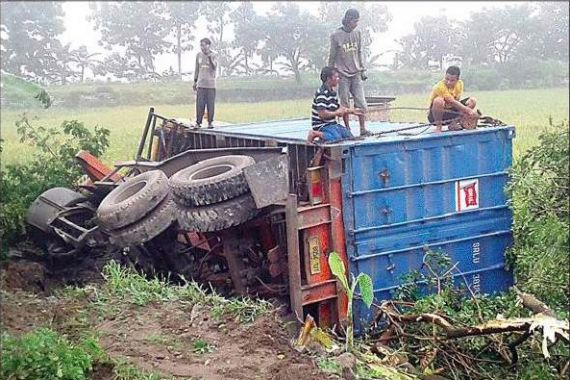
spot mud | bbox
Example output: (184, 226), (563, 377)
(97, 303), (330, 380)
(1, 255), (334, 380)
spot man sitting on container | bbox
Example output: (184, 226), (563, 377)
(307, 66), (363, 144)
(428, 65), (478, 133)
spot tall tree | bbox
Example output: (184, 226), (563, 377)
(489, 5), (534, 64)
(94, 53), (145, 81)
(89, 1), (171, 76)
(457, 10), (498, 66)
(520, 2), (569, 62)
(165, 2), (200, 78)
(460, 5), (535, 65)
(42, 42), (79, 85)
(397, 16), (459, 70)
(230, 2), (260, 76)
(202, 1), (234, 77)
(0, 1), (65, 82)
(70, 45), (100, 83)
(256, 3), (315, 83)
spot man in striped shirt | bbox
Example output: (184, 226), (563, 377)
(308, 66), (363, 143)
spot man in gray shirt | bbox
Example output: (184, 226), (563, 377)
(328, 8), (370, 136)
(193, 38), (217, 129)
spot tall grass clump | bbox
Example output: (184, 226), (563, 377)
(100, 261), (270, 323)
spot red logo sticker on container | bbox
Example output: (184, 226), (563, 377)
(456, 179), (479, 212)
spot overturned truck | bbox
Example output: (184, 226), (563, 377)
(28, 107), (516, 333)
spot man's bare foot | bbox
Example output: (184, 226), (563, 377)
(448, 121), (463, 131)
(360, 129), (373, 137)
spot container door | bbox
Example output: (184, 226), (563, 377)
(341, 128), (516, 332)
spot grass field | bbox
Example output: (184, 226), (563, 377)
(1, 88), (568, 168)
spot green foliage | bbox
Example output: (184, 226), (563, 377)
(1, 328), (104, 380)
(329, 250), (350, 292)
(0, 2), (65, 82)
(112, 359), (165, 380)
(328, 251), (373, 351)
(100, 261), (270, 323)
(34, 89), (52, 108)
(0, 73), (53, 108)
(192, 339), (214, 355)
(508, 120), (569, 311)
(389, 248), (568, 379)
(0, 116), (109, 246)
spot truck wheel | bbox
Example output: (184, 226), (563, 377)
(175, 193), (259, 232)
(169, 155), (255, 206)
(97, 170), (169, 230)
(108, 194), (176, 246)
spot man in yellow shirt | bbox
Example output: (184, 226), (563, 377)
(428, 66), (478, 132)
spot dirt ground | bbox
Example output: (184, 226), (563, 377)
(1, 257), (334, 380)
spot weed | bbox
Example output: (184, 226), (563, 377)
(316, 357), (342, 375)
(99, 261), (270, 324)
(192, 339), (214, 355)
(1, 328), (105, 380)
(112, 358), (167, 380)
(143, 334), (182, 350)
(211, 296), (272, 324)
(101, 261), (178, 306)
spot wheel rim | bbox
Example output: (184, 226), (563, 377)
(188, 164), (234, 181)
(114, 180), (147, 203)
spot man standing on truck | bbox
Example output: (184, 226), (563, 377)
(307, 66), (363, 143)
(428, 65), (478, 132)
(193, 38), (217, 129)
(328, 8), (371, 137)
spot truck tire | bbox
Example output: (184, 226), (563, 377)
(97, 170), (169, 230)
(169, 155), (255, 206)
(108, 193), (176, 246)
(175, 193), (259, 232)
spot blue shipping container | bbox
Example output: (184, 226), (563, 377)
(339, 127), (515, 332)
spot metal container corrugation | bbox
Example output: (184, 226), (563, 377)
(340, 128), (515, 332)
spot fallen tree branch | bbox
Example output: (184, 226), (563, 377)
(513, 286), (556, 317)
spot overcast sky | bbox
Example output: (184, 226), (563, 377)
(60, 1), (529, 76)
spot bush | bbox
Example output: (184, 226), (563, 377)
(508, 119), (569, 311)
(1, 328), (104, 380)
(498, 59), (569, 89)
(461, 66), (504, 91)
(0, 117), (110, 247)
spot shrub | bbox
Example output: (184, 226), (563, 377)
(507, 119), (569, 311)
(1, 328), (104, 380)
(461, 66), (504, 91)
(498, 59), (569, 89)
(0, 117), (110, 247)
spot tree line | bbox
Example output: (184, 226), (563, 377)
(1, 1), (567, 85)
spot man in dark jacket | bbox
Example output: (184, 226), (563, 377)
(328, 8), (370, 136)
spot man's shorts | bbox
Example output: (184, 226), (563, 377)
(428, 97), (470, 124)
(316, 123), (353, 142)
(338, 75), (368, 112)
